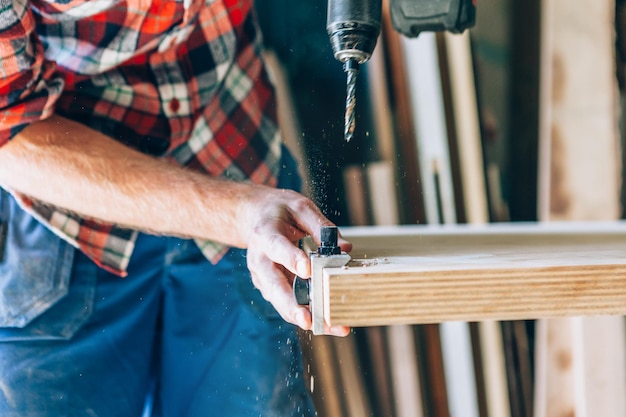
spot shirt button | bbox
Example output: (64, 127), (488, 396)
(169, 98), (180, 113)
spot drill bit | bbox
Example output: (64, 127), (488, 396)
(343, 59), (359, 142)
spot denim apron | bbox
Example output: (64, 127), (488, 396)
(0, 146), (315, 417)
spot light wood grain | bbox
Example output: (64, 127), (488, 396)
(322, 224), (626, 327)
(401, 30), (481, 417)
(534, 1), (624, 417)
(437, 30), (486, 417)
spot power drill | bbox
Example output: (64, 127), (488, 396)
(327, 0), (476, 142)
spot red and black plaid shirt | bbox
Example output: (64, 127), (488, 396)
(0, 0), (281, 276)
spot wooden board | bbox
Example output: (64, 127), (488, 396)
(320, 223), (626, 327)
(436, 31), (486, 417)
(381, 0), (426, 225)
(533, 1), (625, 417)
(401, 33), (456, 225)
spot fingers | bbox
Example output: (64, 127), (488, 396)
(244, 189), (354, 334)
(249, 252), (312, 329)
(338, 234), (352, 253)
(324, 323), (351, 337)
(248, 249), (352, 336)
(262, 232), (311, 277)
(286, 197), (353, 253)
(286, 197), (335, 245)
(245, 190), (352, 275)
(258, 230), (352, 280)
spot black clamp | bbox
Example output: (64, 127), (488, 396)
(293, 226), (341, 305)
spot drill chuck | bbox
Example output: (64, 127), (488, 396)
(327, 0), (382, 64)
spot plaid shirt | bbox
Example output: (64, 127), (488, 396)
(0, 0), (281, 276)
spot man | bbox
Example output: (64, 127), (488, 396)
(0, 0), (349, 415)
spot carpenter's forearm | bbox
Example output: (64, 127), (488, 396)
(0, 115), (252, 247)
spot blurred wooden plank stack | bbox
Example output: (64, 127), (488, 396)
(259, 0), (626, 415)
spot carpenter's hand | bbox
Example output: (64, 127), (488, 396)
(242, 187), (351, 336)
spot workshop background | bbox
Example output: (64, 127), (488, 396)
(256, 1), (626, 416)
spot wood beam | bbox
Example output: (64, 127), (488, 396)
(320, 223), (626, 327)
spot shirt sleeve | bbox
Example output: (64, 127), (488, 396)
(0, 0), (64, 146)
